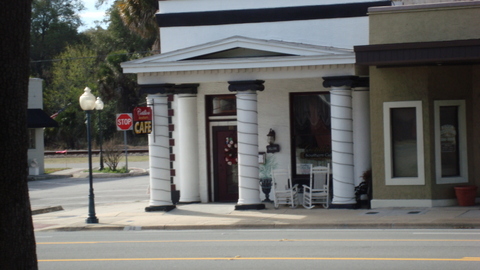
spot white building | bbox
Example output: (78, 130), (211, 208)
(122, 0), (391, 211)
(27, 78), (58, 175)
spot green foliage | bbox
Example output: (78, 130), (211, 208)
(115, 0), (159, 39)
(44, 44), (98, 149)
(259, 154), (278, 179)
(40, 0), (159, 149)
(45, 44), (98, 113)
(93, 99), (117, 144)
(98, 50), (141, 113)
(30, 0), (85, 81)
(84, 6), (156, 55)
(95, 167), (129, 173)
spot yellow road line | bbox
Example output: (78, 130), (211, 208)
(38, 257), (480, 262)
(37, 238), (480, 245)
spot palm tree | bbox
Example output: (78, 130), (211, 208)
(97, 0), (160, 52)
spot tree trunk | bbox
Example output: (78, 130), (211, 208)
(0, 1), (38, 269)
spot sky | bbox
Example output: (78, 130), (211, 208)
(78, 0), (109, 31)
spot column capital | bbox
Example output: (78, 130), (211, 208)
(228, 80), (265, 92)
(140, 84), (175, 95)
(174, 84), (199, 95)
(322, 76), (369, 89)
(352, 76), (369, 89)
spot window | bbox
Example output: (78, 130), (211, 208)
(290, 93), (331, 179)
(434, 100), (468, 184)
(206, 95), (236, 116)
(384, 101), (424, 185)
(28, 129), (36, 149)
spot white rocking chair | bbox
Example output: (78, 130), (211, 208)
(303, 164), (330, 209)
(272, 168), (298, 208)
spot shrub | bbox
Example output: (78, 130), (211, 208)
(103, 139), (123, 171)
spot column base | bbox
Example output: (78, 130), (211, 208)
(145, 205), (176, 212)
(235, 204), (266, 210)
(177, 201), (201, 205)
(329, 203), (357, 209)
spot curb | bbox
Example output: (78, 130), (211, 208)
(28, 174), (72, 181)
(36, 222), (480, 232)
(72, 171), (149, 178)
(29, 169), (148, 181)
(32, 206), (64, 215)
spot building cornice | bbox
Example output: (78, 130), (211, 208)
(123, 54), (355, 74)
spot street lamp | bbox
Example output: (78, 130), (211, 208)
(79, 87), (101, 224)
(95, 97), (104, 170)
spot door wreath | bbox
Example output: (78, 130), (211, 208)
(224, 137), (238, 165)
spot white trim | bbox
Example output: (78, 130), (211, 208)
(123, 54), (355, 74)
(371, 199), (458, 208)
(137, 64), (355, 84)
(383, 101), (425, 186)
(434, 100), (468, 184)
(121, 36), (355, 74)
(125, 36), (352, 63)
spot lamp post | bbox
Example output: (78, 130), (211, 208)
(95, 97), (104, 170)
(79, 87), (101, 224)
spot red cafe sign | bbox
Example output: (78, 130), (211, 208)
(133, 107), (152, 134)
(133, 107), (152, 121)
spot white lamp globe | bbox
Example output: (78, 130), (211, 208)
(95, 97), (104, 110)
(79, 87), (97, 111)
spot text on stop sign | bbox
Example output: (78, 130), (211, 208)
(117, 118), (132, 125)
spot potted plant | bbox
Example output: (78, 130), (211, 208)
(259, 154), (277, 202)
(355, 169), (372, 209)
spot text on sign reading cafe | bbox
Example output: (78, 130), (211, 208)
(133, 107), (152, 135)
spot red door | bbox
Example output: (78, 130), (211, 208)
(213, 126), (238, 202)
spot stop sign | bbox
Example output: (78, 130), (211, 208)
(116, 113), (133, 131)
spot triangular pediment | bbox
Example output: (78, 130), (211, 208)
(126, 36), (352, 64)
(122, 36), (355, 74)
(186, 47), (293, 60)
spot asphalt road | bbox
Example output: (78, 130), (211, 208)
(36, 229), (480, 270)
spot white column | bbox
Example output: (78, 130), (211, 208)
(330, 86), (356, 205)
(177, 93), (200, 203)
(352, 87), (371, 187)
(236, 90), (263, 208)
(145, 93), (175, 211)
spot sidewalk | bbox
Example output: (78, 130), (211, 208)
(32, 202), (480, 232)
(31, 169), (480, 232)
(29, 167), (149, 181)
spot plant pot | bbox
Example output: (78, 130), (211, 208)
(454, 185), (478, 206)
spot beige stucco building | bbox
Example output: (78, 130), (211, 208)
(356, 1), (480, 207)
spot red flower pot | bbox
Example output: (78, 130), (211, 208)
(454, 185), (478, 206)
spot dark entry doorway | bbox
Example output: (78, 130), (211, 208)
(212, 126), (238, 202)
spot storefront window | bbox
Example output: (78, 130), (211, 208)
(383, 101), (425, 185)
(439, 106), (460, 177)
(291, 93), (331, 177)
(434, 100), (468, 184)
(391, 107), (418, 178)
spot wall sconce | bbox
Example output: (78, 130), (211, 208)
(267, 129), (275, 144)
(266, 128), (280, 153)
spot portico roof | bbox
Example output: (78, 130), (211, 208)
(122, 36), (355, 75)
